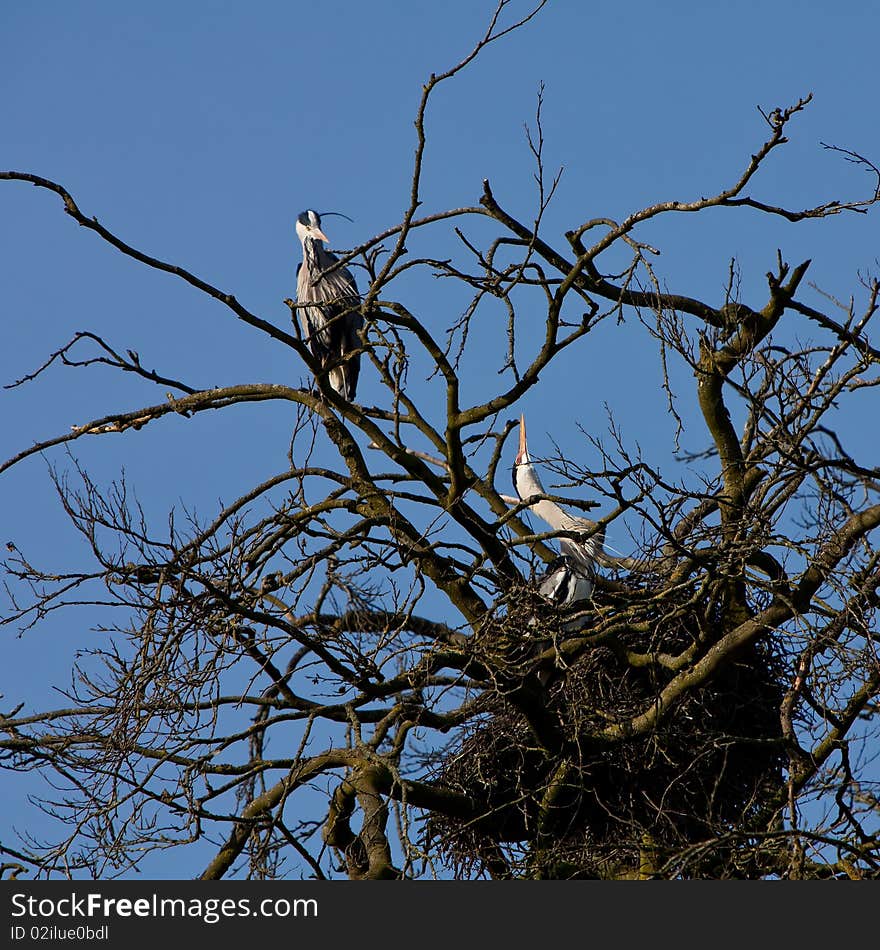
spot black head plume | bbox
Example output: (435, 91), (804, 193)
(318, 210), (355, 224)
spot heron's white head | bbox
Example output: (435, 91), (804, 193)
(295, 209), (329, 245)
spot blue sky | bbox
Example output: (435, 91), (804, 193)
(2, 1), (879, 878)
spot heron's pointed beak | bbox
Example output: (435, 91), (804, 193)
(312, 227), (330, 243)
(516, 413), (528, 465)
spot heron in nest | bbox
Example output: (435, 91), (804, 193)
(511, 414), (603, 609)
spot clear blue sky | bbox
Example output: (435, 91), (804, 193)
(2, 1), (878, 877)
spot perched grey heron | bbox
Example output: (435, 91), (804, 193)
(295, 209), (363, 400)
(512, 414), (602, 610)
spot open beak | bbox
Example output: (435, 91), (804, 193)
(516, 413), (528, 465)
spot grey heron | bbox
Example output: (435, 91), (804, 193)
(512, 414), (602, 610)
(295, 209), (363, 400)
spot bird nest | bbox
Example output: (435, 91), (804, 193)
(427, 582), (787, 879)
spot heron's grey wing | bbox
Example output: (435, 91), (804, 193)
(333, 277), (363, 400)
(306, 247), (363, 399)
(341, 269), (364, 369)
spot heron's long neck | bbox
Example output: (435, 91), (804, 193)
(302, 239), (335, 278)
(515, 463), (569, 531)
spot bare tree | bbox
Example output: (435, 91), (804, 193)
(3, 2), (880, 879)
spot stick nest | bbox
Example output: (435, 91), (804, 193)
(428, 583), (787, 878)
